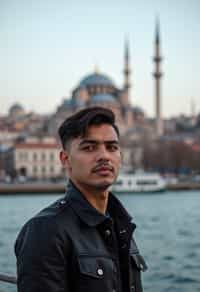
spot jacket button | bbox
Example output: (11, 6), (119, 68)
(97, 268), (103, 276)
(131, 285), (135, 292)
(105, 229), (111, 236)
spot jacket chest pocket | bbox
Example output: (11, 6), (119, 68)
(130, 254), (148, 292)
(78, 256), (116, 292)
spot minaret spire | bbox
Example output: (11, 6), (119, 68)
(191, 98), (196, 126)
(153, 17), (163, 136)
(124, 37), (131, 100)
(155, 17), (160, 44)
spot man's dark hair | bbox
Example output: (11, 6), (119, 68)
(58, 107), (119, 149)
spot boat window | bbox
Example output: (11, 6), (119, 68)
(115, 180), (123, 185)
(136, 180), (157, 185)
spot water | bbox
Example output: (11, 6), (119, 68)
(0, 191), (200, 292)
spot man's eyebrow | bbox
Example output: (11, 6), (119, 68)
(79, 139), (119, 146)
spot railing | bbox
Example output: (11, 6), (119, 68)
(0, 274), (17, 284)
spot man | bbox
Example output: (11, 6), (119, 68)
(15, 107), (147, 292)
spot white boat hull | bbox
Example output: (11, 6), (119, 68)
(111, 173), (167, 193)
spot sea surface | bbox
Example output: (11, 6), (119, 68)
(0, 190), (200, 292)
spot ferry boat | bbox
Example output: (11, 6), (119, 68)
(111, 172), (167, 193)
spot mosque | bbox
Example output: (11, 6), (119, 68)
(53, 21), (163, 137)
(55, 40), (143, 135)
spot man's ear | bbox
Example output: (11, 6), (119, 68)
(59, 150), (71, 171)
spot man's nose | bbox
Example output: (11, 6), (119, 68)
(96, 145), (110, 160)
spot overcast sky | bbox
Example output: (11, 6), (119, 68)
(0, 0), (200, 118)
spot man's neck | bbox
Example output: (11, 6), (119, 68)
(71, 180), (109, 214)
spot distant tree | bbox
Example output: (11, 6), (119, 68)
(142, 140), (200, 173)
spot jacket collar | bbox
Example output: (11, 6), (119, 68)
(65, 180), (135, 229)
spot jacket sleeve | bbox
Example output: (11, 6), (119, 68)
(15, 216), (71, 292)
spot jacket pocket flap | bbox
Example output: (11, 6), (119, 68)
(131, 254), (148, 272)
(78, 257), (107, 279)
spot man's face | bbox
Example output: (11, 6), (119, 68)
(60, 123), (121, 191)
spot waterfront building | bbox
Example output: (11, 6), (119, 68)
(13, 137), (62, 180)
(0, 128), (22, 147)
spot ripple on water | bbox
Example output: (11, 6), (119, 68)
(177, 229), (193, 237)
(162, 255), (175, 261)
(185, 251), (198, 258)
(1, 191), (200, 292)
(183, 263), (200, 271)
(173, 275), (199, 284)
(187, 242), (200, 249)
(160, 272), (177, 281)
(151, 216), (160, 222)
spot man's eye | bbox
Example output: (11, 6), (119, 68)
(82, 145), (95, 151)
(107, 145), (119, 151)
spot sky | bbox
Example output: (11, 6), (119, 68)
(0, 0), (200, 118)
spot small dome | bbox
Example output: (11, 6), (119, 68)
(9, 103), (25, 117)
(9, 103), (24, 112)
(79, 73), (114, 87)
(91, 93), (116, 103)
(132, 106), (144, 114)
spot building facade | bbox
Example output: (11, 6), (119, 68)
(14, 137), (62, 179)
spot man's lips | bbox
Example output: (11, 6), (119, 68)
(94, 169), (113, 176)
(96, 167), (112, 172)
(92, 165), (114, 173)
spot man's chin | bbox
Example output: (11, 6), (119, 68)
(93, 180), (113, 190)
(96, 184), (111, 191)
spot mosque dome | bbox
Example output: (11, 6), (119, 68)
(132, 106), (144, 115)
(9, 103), (25, 117)
(91, 93), (116, 103)
(10, 103), (24, 112)
(79, 72), (114, 87)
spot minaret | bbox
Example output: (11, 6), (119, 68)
(153, 19), (163, 136)
(123, 38), (131, 101)
(191, 98), (196, 117)
(191, 98), (196, 126)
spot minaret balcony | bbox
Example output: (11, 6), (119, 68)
(153, 72), (162, 78)
(153, 56), (162, 62)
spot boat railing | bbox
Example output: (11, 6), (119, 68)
(0, 273), (17, 284)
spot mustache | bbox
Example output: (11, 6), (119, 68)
(92, 162), (114, 172)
